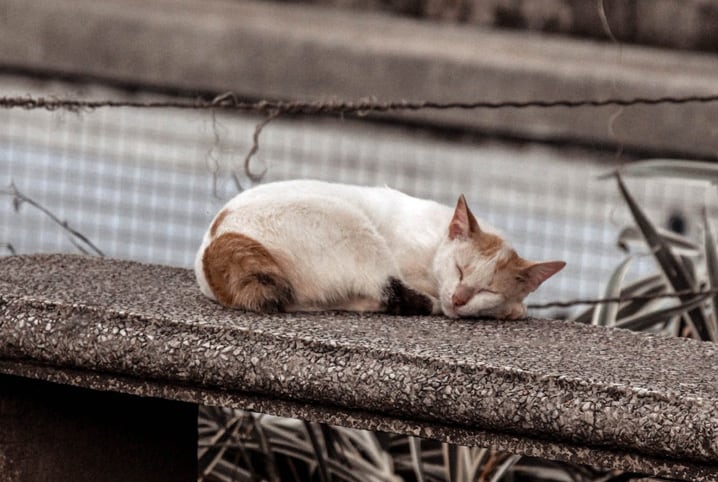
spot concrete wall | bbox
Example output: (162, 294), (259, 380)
(280, 0), (718, 53)
(1, 0), (718, 157)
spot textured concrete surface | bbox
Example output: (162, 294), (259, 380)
(1, 0), (718, 157)
(1, 254), (718, 480)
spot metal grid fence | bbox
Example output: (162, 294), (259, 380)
(0, 76), (710, 313)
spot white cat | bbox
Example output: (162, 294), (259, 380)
(195, 180), (565, 318)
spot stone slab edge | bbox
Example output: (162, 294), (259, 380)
(0, 359), (714, 481)
(3, 290), (717, 465)
(2, 254), (718, 480)
(1, 0), (718, 156)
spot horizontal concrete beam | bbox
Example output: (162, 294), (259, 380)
(1, 0), (718, 157)
(1, 254), (718, 481)
(310, 0), (718, 54)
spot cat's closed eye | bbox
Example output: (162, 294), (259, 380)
(456, 264), (463, 280)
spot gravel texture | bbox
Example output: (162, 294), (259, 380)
(1, 254), (717, 480)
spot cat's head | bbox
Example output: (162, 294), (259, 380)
(433, 195), (565, 319)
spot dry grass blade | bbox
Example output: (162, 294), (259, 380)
(304, 421), (332, 482)
(614, 172), (711, 340)
(249, 414), (281, 482)
(3, 182), (105, 257)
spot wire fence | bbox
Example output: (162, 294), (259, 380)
(1, 79), (716, 315)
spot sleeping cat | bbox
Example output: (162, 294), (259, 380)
(195, 180), (565, 319)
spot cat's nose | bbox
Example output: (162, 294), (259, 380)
(452, 294), (468, 307)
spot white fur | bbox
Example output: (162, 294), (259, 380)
(195, 180), (513, 317)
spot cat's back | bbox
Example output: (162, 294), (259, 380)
(195, 180), (426, 308)
(224, 179), (383, 208)
(211, 180), (452, 250)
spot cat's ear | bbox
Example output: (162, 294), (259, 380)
(449, 194), (481, 240)
(521, 261), (566, 292)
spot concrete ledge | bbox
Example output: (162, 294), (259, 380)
(309, 0), (718, 53)
(1, 254), (718, 480)
(1, 0), (718, 157)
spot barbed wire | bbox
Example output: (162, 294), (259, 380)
(5, 91), (718, 182)
(2, 92), (718, 115)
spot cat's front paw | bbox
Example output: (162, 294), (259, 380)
(497, 302), (527, 320)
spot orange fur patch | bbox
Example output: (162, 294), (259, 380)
(491, 250), (532, 300)
(202, 232), (293, 311)
(494, 249), (520, 272)
(209, 209), (230, 238)
(473, 231), (504, 257)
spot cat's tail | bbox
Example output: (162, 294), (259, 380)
(202, 232), (294, 312)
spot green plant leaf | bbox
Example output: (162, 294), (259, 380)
(616, 294), (709, 332)
(409, 437), (426, 482)
(615, 283), (667, 321)
(571, 306), (595, 324)
(619, 274), (664, 296)
(304, 421), (332, 482)
(617, 225), (699, 256)
(264, 440), (371, 482)
(336, 429), (396, 478)
(207, 459), (253, 481)
(249, 414), (280, 482)
(614, 172), (711, 340)
(488, 455), (521, 482)
(602, 159), (718, 184)
(592, 257), (634, 327)
(571, 274), (664, 324)
(466, 447), (490, 481)
(198, 414), (240, 472)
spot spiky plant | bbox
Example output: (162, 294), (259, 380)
(198, 406), (644, 482)
(575, 160), (718, 341)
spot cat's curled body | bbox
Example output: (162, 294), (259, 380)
(195, 180), (565, 318)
